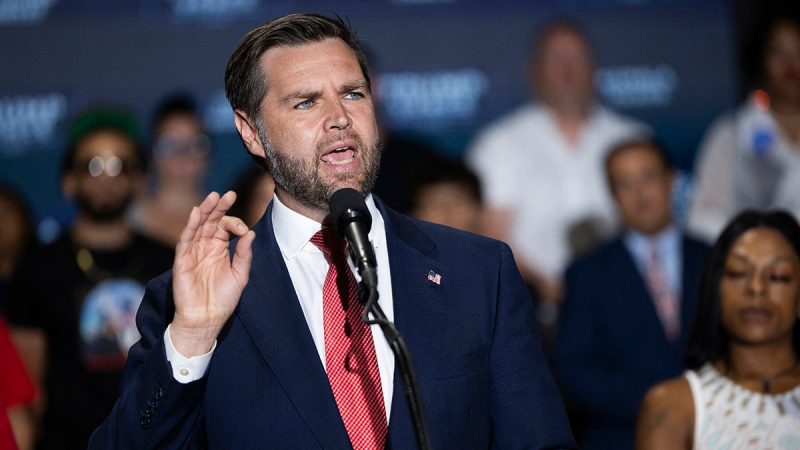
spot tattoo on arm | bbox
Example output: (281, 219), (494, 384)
(640, 408), (669, 439)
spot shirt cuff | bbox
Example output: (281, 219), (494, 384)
(164, 324), (216, 384)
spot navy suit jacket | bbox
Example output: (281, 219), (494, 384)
(555, 234), (709, 450)
(90, 199), (575, 449)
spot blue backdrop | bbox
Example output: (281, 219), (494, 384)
(0, 0), (737, 235)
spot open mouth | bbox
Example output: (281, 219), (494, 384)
(319, 139), (360, 172)
(320, 145), (356, 165)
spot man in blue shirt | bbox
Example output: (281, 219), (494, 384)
(556, 138), (709, 450)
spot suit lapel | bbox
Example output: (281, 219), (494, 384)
(233, 199), (448, 446)
(235, 204), (349, 447)
(614, 239), (673, 344)
(377, 204), (448, 442)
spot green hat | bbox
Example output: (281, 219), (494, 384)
(67, 107), (141, 147)
(61, 107), (144, 176)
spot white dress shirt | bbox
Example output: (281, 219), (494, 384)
(466, 103), (648, 280)
(623, 225), (682, 299)
(165, 193), (396, 420)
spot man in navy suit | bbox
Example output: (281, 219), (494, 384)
(89, 13), (575, 449)
(555, 139), (709, 450)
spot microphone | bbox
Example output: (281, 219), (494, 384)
(328, 188), (377, 281)
(330, 190), (431, 448)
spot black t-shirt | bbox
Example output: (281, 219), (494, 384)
(4, 232), (173, 450)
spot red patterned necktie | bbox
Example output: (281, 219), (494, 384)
(310, 228), (387, 450)
(645, 243), (680, 342)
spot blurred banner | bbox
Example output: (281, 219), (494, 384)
(0, 0), (736, 230)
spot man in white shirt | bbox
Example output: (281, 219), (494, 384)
(467, 20), (647, 304)
(89, 13), (575, 449)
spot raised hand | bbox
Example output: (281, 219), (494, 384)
(169, 191), (256, 357)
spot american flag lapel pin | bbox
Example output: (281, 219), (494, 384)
(426, 270), (442, 285)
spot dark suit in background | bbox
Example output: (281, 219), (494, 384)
(89, 199), (576, 449)
(555, 233), (709, 450)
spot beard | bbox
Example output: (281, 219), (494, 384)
(256, 122), (382, 211)
(75, 190), (133, 223)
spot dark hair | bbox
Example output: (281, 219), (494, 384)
(604, 138), (674, 192)
(60, 107), (145, 177)
(754, 15), (800, 90)
(0, 184), (36, 250)
(150, 93), (199, 133)
(408, 158), (482, 211)
(224, 13), (369, 171)
(685, 210), (800, 370)
(224, 13), (368, 121)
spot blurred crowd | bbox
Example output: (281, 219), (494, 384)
(1, 12), (800, 450)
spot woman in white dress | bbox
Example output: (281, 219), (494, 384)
(636, 210), (800, 450)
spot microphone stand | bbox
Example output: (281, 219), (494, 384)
(358, 266), (432, 450)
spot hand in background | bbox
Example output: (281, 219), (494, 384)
(169, 191), (255, 357)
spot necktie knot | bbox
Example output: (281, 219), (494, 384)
(310, 228), (347, 261)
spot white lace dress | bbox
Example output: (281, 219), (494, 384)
(686, 364), (800, 450)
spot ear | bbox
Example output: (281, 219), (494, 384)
(234, 110), (266, 160)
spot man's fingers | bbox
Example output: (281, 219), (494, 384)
(200, 191), (237, 239)
(193, 191), (222, 239)
(176, 206), (201, 257)
(216, 216), (249, 240)
(219, 190), (237, 209)
(174, 190), (246, 274)
(178, 206), (201, 243)
(232, 230), (255, 285)
(197, 191), (222, 216)
(176, 191), (225, 260)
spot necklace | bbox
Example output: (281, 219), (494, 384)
(72, 240), (145, 284)
(727, 360), (800, 394)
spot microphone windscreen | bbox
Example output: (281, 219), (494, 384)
(329, 188), (372, 233)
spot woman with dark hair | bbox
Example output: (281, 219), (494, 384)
(688, 16), (800, 243)
(636, 210), (800, 449)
